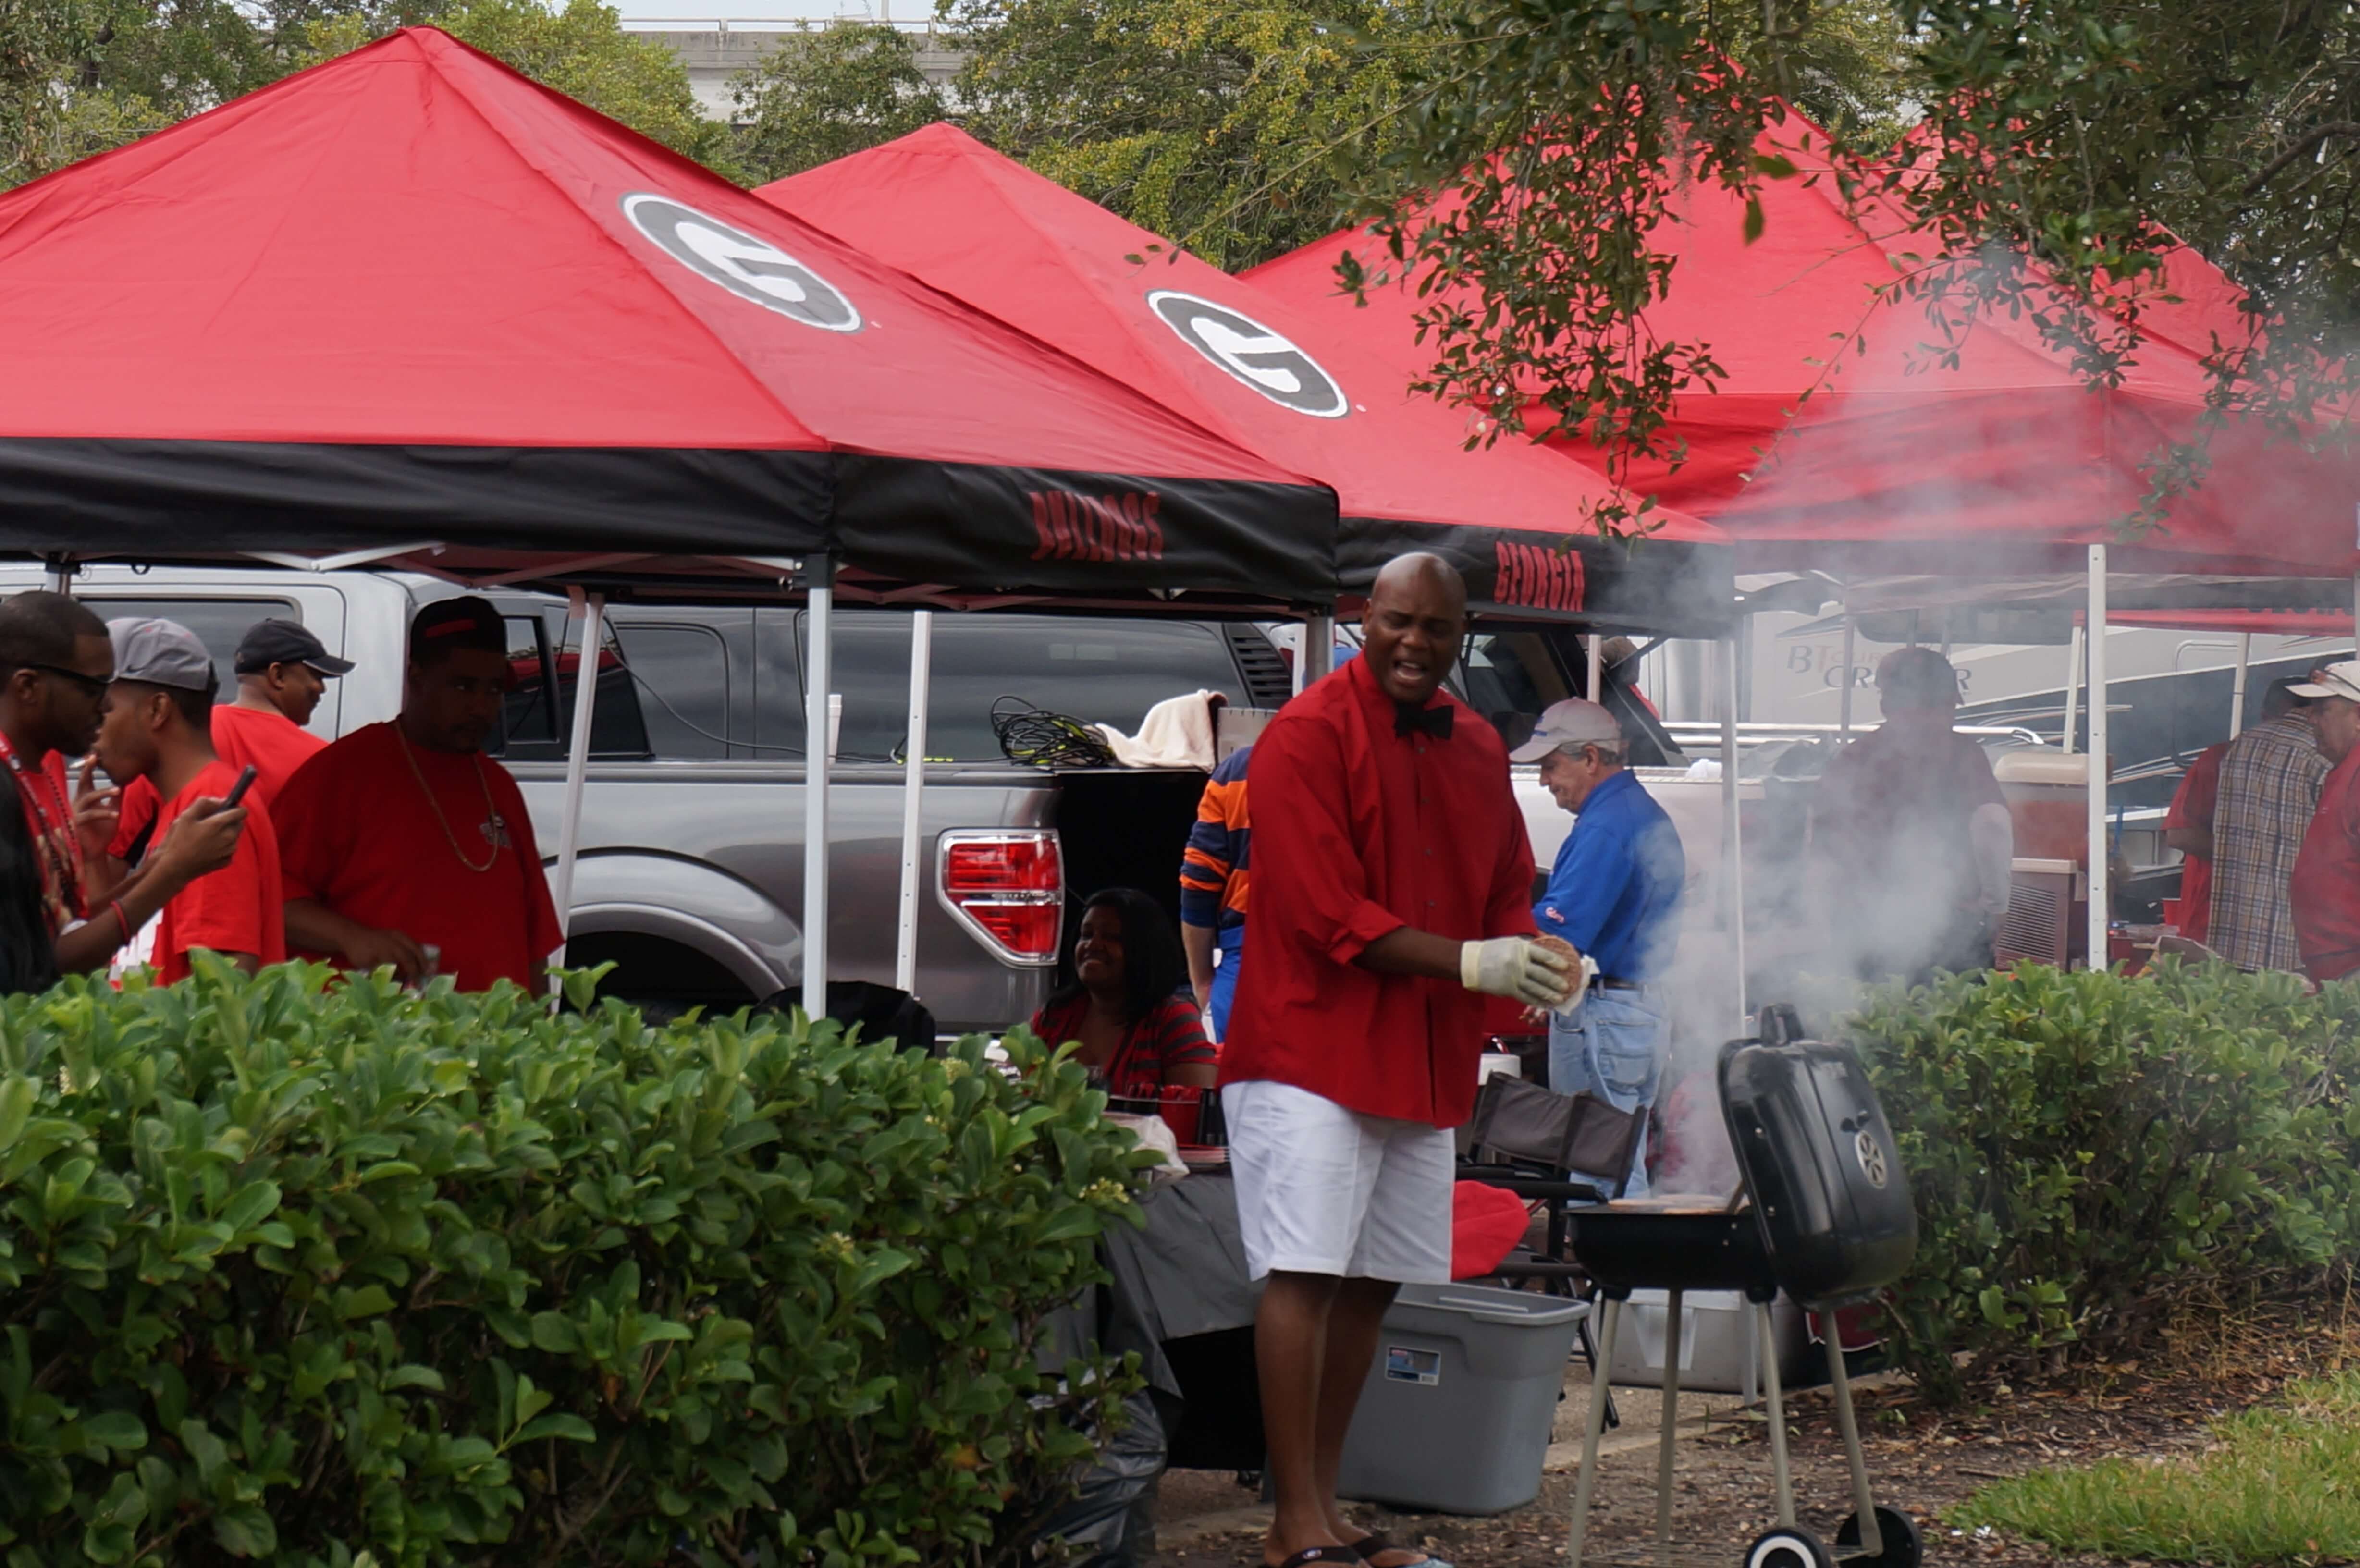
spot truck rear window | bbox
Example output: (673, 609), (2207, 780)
(778, 612), (1246, 763)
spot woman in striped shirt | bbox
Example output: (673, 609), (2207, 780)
(1029, 887), (1217, 1100)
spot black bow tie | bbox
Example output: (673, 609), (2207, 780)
(1395, 701), (1454, 740)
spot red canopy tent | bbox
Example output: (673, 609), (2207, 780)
(0, 27), (1348, 999)
(0, 27), (1335, 608)
(1247, 110), (2360, 581)
(760, 123), (1731, 633)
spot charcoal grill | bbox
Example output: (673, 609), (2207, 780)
(1562, 1005), (1921, 1568)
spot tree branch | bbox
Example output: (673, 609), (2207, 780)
(2243, 121), (2360, 196)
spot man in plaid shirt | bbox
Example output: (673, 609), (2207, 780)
(2208, 688), (2325, 972)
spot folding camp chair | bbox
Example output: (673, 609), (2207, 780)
(1455, 1074), (1646, 1425)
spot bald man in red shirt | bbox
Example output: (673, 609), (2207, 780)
(1220, 554), (1575, 1568)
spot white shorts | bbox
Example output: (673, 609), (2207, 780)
(1222, 1078), (1454, 1284)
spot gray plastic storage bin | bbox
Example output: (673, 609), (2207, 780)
(1336, 1283), (1587, 1515)
(1604, 1288), (1806, 1397)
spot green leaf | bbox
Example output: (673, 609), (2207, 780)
(212, 1507), (276, 1558)
(514, 1412), (597, 1444)
(529, 1312), (582, 1353)
(77, 1411), (146, 1451)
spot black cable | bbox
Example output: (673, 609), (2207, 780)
(991, 696), (1115, 769)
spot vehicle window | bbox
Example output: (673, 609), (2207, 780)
(1461, 632), (1570, 729)
(610, 623), (728, 759)
(494, 618), (653, 760)
(491, 616), (558, 756)
(74, 597), (298, 697)
(791, 612), (1243, 763)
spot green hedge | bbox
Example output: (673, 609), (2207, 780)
(0, 959), (1148, 1567)
(1847, 960), (2360, 1403)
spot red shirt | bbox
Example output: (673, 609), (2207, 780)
(0, 745), (87, 936)
(2164, 743), (2225, 945)
(2291, 748), (2360, 983)
(1029, 992), (1216, 1100)
(112, 704), (326, 860)
(1218, 658), (1537, 1128)
(152, 759), (286, 985)
(275, 722), (562, 992)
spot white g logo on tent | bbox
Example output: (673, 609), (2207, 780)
(1146, 291), (1347, 418)
(623, 193), (861, 333)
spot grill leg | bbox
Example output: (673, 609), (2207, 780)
(1823, 1322), (1883, 1557)
(1569, 1297), (1621, 1568)
(1656, 1289), (1683, 1563)
(1576, 1312), (1621, 1431)
(1758, 1304), (1795, 1530)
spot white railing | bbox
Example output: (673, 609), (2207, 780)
(1659, 720), (2051, 751)
(620, 15), (949, 33)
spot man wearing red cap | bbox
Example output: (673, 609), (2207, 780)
(276, 597), (561, 992)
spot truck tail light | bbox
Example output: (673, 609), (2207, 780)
(937, 831), (1062, 966)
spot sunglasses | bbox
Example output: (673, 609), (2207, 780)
(27, 663), (111, 702)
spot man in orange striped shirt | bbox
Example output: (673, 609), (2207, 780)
(1180, 744), (1252, 1039)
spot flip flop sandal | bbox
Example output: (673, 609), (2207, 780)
(1273, 1549), (1359, 1568)
(1348, 1532), (1454, 1568)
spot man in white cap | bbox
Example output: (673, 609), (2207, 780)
(1512, 698), (1684, 1195)
(2211, 664), (2329, 973)
(2286, 662), (2360, 983)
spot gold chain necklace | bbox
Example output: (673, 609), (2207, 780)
(395, 725), (504, 874)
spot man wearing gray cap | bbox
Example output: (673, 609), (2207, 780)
(106, 617), (351, 867)
(93, 618), (283, 983)
(1512, 698), (1684, 1195)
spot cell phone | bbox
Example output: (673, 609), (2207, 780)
(221, 765), (259, 808)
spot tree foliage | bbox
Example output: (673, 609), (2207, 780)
(732, 23), (947, 186)
(1357, 0), (2360, 532)
(301, 0), (731, 172)
(0, 0), (725, 192)
(948, 0), (1420, 269)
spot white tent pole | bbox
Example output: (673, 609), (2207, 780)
(1299, 611), (1335, 692)
(2086, 546), (2110, 968)
(1837, 617), (1857, 739)
(802, 557), (835, 1014)
(1721, 634), (1747, 1026)
(894, 609), (934, 994)
(2229, 632), (2253, 737)
(552, 590), (604, 967)
(1587, 633), (1606, 700)
(2062, 624), (2083, 755)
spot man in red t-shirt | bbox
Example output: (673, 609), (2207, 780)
(107, 617), (350, 865)
(1220, 554), (1575, 1568)
(93, 618), (284, 982)
(276, 597), (561, 992)
(2287, 662), (2360, 982)
(2165, 680), (2311, 949)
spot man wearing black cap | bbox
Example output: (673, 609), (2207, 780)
(106, 616), (350, 865)
(275, 597), (561, 992)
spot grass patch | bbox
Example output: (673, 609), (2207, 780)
(1953, 1371), (2360, 1564)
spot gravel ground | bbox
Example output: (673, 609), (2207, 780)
(1148, 1295), (2360, 1568)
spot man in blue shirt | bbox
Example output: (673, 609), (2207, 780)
(1512, 698), (1685, 1195)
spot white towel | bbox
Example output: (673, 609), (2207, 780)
(1098, 689), (1222, 769)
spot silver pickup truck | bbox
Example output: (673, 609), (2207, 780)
(18, 565), (1732, 1034)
